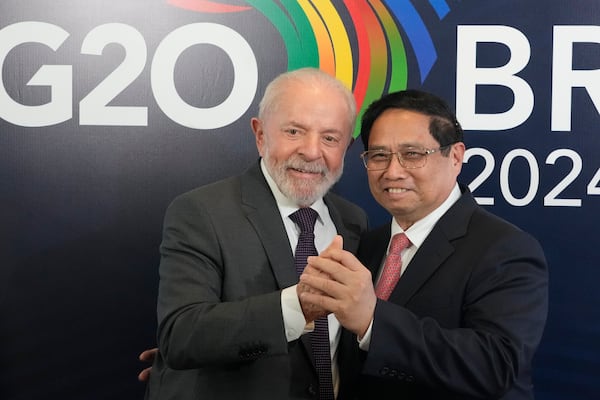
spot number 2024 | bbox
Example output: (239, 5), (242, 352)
(465, 147), (600, 207)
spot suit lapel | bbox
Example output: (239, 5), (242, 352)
(240, 164), (366, 369)
(384, 187), (475, 305)
(238, 162), (319, 369)
(358, 224), (391, 281)
(240, 162), (298, 289)
(324, 194), (361, 252)
(388, 228), (455, 305)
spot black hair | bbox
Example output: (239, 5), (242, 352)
(360, 89), (464, 154)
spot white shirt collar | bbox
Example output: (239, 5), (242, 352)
(390, 183), (461, 249)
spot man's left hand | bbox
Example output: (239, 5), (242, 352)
(299, 235), (377, 337)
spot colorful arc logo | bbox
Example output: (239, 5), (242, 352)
(167, 0), (452, 137)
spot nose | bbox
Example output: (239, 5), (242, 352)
(298, 132), (323, 160)
(383, 153), (407, 177)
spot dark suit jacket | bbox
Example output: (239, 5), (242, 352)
(341, 184), (548, 400)
(146, 161), (367, 400)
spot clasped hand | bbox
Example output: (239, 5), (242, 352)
(297, 235), (377, 338)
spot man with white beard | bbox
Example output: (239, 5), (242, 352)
(144, 68), (367, 400)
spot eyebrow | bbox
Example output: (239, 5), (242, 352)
(367, 145), (390, 150)
(282, 121), (306, 129)
(285, 121), (345, 135)
(368, 143), (426, 150)
(320, 128), (344, 135)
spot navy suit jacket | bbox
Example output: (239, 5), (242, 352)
(145, 161), (367, 400)
(341, 184), (548, 400)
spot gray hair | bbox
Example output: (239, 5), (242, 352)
(258, 68), (357, 133)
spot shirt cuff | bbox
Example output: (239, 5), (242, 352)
(281, 285), (313, 341)
(357, 319), (374, 351)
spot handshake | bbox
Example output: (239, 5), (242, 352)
(296, 235), (377, 338)
(137, 235), (378, 383)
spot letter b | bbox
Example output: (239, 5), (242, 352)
(456, 25), (533, 131)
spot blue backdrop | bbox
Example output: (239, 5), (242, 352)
(1, 1), (598, 398)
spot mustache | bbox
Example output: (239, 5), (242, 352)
(284, 158), (329, 175)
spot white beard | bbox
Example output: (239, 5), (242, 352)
(263, 153), (343, 207)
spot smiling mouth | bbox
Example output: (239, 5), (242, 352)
(290, 167), (322, 176)
(386, 188), (408, 194)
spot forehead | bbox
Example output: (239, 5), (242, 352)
(368, 109), (435, 146)
(287, 88), (342, 113)
(268, 83), (352, 129)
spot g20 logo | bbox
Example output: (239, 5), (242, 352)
(0, 21), (258, 128)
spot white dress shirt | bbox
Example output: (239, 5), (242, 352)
(260, 160), (341, 395)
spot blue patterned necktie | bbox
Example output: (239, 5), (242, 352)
(290, 208), (335, 400)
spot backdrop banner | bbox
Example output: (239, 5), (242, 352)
(1, 1), (598, 399)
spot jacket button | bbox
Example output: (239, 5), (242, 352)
(307, 384), (317, 396)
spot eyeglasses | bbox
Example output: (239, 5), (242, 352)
(360, 144), (454, 170)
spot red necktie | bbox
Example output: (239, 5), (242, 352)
(375, 233), (411, 300)
(289, 208), (335, 400)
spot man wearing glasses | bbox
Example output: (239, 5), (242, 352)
(299, 90), (549, 399)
